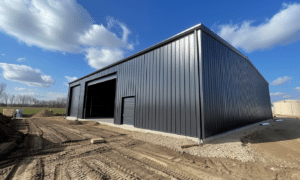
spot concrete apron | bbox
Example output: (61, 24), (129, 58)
(66, 116), (274, 145)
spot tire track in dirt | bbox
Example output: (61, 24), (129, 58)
(80, 158), (116, 180)
(66, 160), (93, 180)
(112, 148), (198, 180)
(52, 124), (97, 140)
(32, 119), (68, 144)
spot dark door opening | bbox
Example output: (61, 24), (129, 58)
(84, 79), (116, 118)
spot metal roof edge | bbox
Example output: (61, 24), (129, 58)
(70, 23), (269, 85)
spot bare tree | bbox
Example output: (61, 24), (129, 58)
(0, 83), (6, 99)
(2, 93), (9, 106)
(9, 95), (15, 106)
(15, 95), (22, 105)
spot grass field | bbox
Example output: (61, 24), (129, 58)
(0, 107), (66, 115)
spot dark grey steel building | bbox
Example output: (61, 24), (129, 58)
(66, 23), (272, 139)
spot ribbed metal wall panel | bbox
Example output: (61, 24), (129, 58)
(69, 85), (80, 117)
(200, 31), (272, 138)
(123, 97), (135, 125)
(69, 32), (200, 138)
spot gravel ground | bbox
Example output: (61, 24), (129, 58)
(98, 119), (276, 162)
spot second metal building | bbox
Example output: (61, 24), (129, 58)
(66, 23), (272, 139)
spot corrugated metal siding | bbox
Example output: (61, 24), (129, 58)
(68, 32), (201, 138)
(200, 30), (272, 138)
(69, 85), (80, 117)
(123, 97), (135, 125)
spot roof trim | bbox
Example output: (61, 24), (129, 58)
(69, 23), (268, 85)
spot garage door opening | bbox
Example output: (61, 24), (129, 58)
(84, 79), (116, 118)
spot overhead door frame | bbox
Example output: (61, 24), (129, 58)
(87, 74), (117, 86)
(121, 96), (136, 126)
(83, 73), (117, 119)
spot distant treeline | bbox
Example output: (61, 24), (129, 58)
(0, 82), (67, 108)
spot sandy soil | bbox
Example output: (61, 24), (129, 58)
(0, 116), (300, 180)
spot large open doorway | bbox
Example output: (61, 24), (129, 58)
(84, 78), (116, 119)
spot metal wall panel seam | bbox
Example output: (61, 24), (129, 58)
(157, 47), (162, 131)
(180, 37), (186, 135)
(146, 52), (151, 129)
(152, 49), (157, 130)
(163, 45), (168, 132)
(189, 33), (197, 137)
(185, 35), (191, 136)
(171, 41), (176, 133)
(136, 57), (140, 127)
(149, 51), (154, 129)
(175, 39), (181, 134)
(197, 30), (205, 139)
(142, 54), (147, 128)
(156, 48), (160, 131)
(167, 43), (172, 133)
(160, 46), (164, 132)
(155, 48), (160, 131)
(144, 53), (148, 128)
(150, 50), (155, 130)
(136, 57), (141, 127)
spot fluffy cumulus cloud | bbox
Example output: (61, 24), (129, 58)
(0, 63), (55, 88)
(271, 76), (292, 86)
(216, 2), (300, 52)
(0, 0), (135, 69)
(296, 87), (300, 92)
(85, 48), (124, 69)
(17, 57), (26, 62)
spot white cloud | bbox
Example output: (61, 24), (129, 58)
(270, 92), (285, 96)
(283, 95), (292, 98)
(65, 76), (77, 82)
(64, 76), (78, 86)
(17, 57), (26, 62)
(216, 2), (300, 52)
(14, 87), (27, 91)
(85, 48), (124, 69)
(0, 0), (135, 69)
(0, 63), (55, 88)
(271, 76), (292, 86)
(1, 54), (4, 56)
(296, 87), (300, 92)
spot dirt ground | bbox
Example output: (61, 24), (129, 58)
(0, 116), (300, 180)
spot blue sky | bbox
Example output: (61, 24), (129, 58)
(0, 0), (299, 104)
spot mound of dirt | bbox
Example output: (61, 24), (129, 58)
(68, 120), (82, 125)
(0, 113), (17, 143)
(31, 109), (55, 118)
(0, 113), (11, 124)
